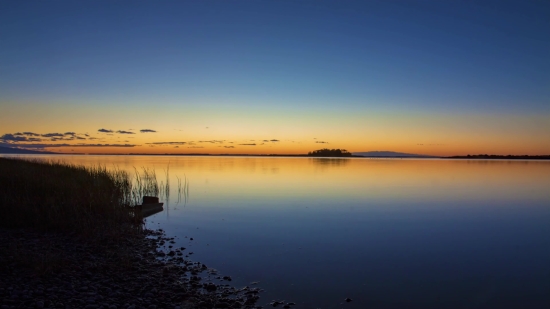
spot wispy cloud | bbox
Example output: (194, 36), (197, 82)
(1, 134), (42, 142)
(116, 130), (135, 134)
(239, 143), (256, 146)
(417, 143), (444, 146)
(42, 133), (64, 138)
(315, 141), (329, 144)
(15, 143), (138, 149)
(98, 128), (113, 133)
(270, 139), (279, 142)
(145, 142), (187, 145)
(140, 129), (157, 133)
(224, 146), (235, 148)
(14, 132), (41, 137)
(198, 140), (224, 144)
(49, 137), (76, 141)
(64, 132), (76, 136)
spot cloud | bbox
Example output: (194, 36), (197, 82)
(146, 142), (187, 145)
(14, 132), (41, 136)
(188, 146), (204, 148)
(98, 128), (113, 133)
(198, 140), (224, 144)
(1, 134), (31, 142)
(270, 139), (279, 142)
(42, 133), (64, 138)
(224, 146), (235, 148)
(238, 143), (256, 146)
(140, 129), (157, 133)
(174, 146), (179, 148)
(64, 132), (76, 136)
(14, 143), (138, 149)
(116, 130), (135, 134)
(315, 141), (329, 144)
(1, 134), (43, 142)
(76, 136), (86, 140)
(263, 140), (269, 142)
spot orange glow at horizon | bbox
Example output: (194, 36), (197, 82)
(2, 100), (549, 156)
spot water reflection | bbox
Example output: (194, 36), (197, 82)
(2, 154), (550, 308)
(310, 157), (351, 166)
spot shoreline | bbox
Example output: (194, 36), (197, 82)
(0, 227), (265, 309)
(2, 152), (550, 160)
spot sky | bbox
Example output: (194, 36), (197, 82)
(1, 0), (549, 156)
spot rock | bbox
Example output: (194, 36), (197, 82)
(0, 228), (263, 309)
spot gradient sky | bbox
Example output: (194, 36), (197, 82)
(1, 0), (549, 155)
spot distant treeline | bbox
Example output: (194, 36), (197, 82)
(449, 154), (550, 160)
(307, 148), (352, 157)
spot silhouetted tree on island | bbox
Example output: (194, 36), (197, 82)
(307, 148), (352, 157)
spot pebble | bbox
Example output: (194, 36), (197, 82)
(0, 228), (267, 309)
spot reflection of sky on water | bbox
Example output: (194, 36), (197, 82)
(3, 155), (550, 308)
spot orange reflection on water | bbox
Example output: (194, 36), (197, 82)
(3, 155), (549, 208)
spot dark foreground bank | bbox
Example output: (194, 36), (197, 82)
(0, 228), (263, 309)
(0, 158), (268, 309)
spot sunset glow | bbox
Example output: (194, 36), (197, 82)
(1, 1), (549, 156)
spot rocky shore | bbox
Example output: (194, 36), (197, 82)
(0, 228), (265, 309)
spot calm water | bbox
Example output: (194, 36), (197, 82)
(5, 155), (550, 308)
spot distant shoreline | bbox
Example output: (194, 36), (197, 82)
(447, 155), (550, 160)
(2, 152), (550, 160)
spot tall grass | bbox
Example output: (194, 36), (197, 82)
(176, 174), (189, 204)
(0, 157), (159, 237)
(130, 167), (160, 206)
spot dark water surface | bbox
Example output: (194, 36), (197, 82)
(5, 155), (550, 308)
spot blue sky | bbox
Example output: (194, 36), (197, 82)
(1, 0), (549, 155)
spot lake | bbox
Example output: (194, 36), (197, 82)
(3, 155), (550, 308)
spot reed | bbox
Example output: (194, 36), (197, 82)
(0, 157), (158, 238)
(175, 173), (189, 204)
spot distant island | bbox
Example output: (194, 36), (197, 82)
(448, 154), (550, 160)
(352, 151), (437, 158)
(307, 148), (352, 157)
